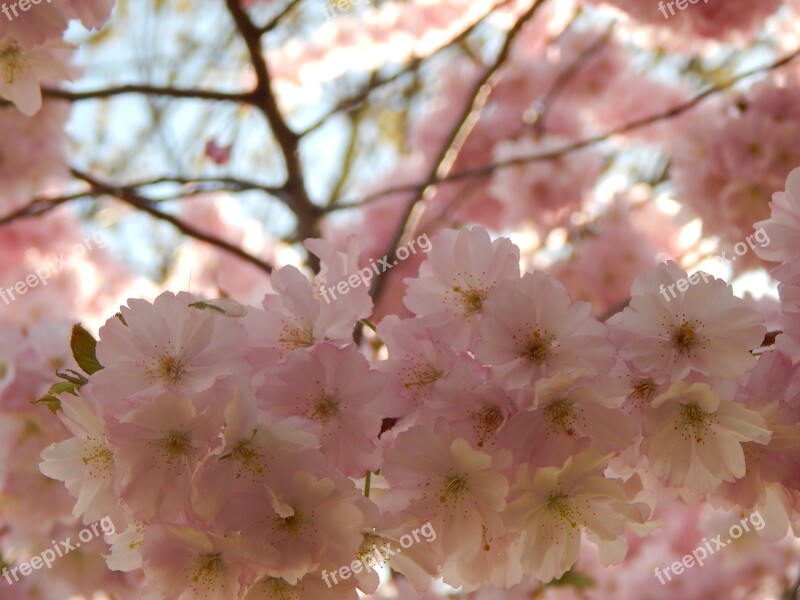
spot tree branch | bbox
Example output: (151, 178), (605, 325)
(367, 0), (549, 308)
(71, 168), (275, 274)
(258, 0), (302, 34)
(41, 84), (252, 104)
(334, 44), (800, 210)
(0, 193), (94, 226)
(225, 0), (322, 250)
(117, 175), (294, 206)
(530, 22), (615, 135)
(299, 0), (517, 137)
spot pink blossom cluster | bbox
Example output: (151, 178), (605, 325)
(0, 0), (114, 47)
(268, 0), (545, 93)
(0, 213), (132, 324)
(673, 75), (800, 272)
(407, 26), (624, 235)
(31, 212), (800, 598)
(0, 213), (137, 598)
(587, 0), (783, 43)
(0, 0), (116, 212)
(755, 167), (800, 359)
(0, 318), (140, 598)
(328, 22), (693, 312)
(550, 192), (685, 316)
(0, 0), (114, 114)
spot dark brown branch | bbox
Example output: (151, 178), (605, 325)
(367, 0), (549, 308)
(334, 44), (800, 210)
(530, 22), (615, 135)
(41, 85), (252, 104)
(121, 175), (294, 206)
(71, 168), (274, 274)
(259, 0), (302, 33)
(0, 193), (94, 226)
(225, 0), (322, 248)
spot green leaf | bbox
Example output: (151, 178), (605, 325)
(49, 381), (78, 395)
(32, 394), (61, 413)
(32, 381), (79, 414)
(70, 324), (103, 375)
(547, 571), (595, 589)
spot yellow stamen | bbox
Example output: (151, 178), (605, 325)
(546, 493), (578, 528)
(672, 321), (698, 354)
(310, 394), (339, 424)
(544, 399), (575, 436)
(439, 473), (469, 503)
(680, 402), (708, 442)
(191, 553), (223, 584)
(156, 430), (191, 463)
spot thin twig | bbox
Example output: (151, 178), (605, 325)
(42, 84), (251, 104)
(299, 0), (517, 137)
(121, 175), (293, 206)
(333, 45), (800, 210)
(72, 168), (274, 274)
(531, 22), (616, 135)
(367, 0), (549, 309)
(0, 193), (95, 226)
(259, 0), (302, 34)
(225, 0), (322, 247)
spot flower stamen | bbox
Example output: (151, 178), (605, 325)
(672, 321), (698, 355)
(546, 493), (578, 528)
(310, 394), (339, 424)
(680, 402), (707, 442)
(544, 399), (575, 436)
(439, 473), (469, 503)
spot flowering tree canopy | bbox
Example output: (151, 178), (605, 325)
(2, 0), (800, 598)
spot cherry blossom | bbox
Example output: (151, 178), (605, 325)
(403, 227), (520, 350)
(476, 271), (615, 388)
(0, 37), (71, 115)
(260, 343), (396, 476)
(382, 424), (510, 568)
(92, 291), (248, 411)
(505, 449), (649, 583)
(608, 262), (765, 380)
(39, 391), (123, 526)
(7, 0), (800, 596)
(642, 380), (771, 494)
